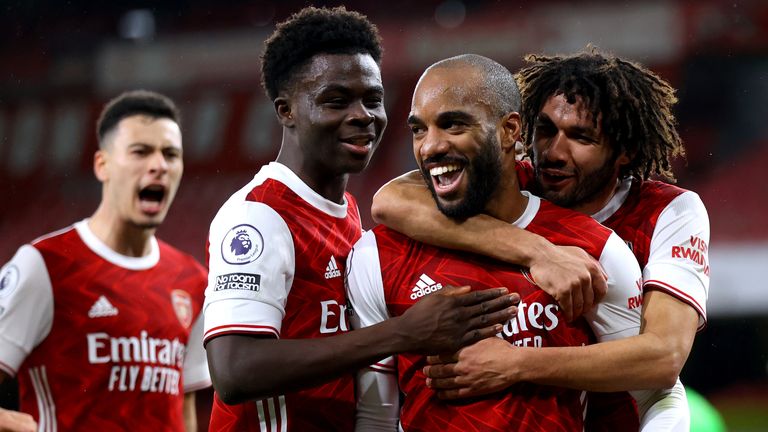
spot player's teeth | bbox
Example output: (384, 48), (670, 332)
(429, 164), (459, 176)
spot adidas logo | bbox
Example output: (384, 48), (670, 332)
(88, 295), (119, 318)
(324, 256), (341, 279)
(410, 274), (443, 300)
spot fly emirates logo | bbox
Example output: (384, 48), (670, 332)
(499, 301), (560, 348)
(86, 331), (185, 395)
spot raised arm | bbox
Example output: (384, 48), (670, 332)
(372, 171), (607, 321)
(207, 286), (518, 404)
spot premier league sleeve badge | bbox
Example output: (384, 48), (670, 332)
(221, 224), (264, 265)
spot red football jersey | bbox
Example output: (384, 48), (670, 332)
(515, 161), (709, 430)
(204, 162), (362, 431)
(348, 193), (642, 432)
(587, 179), (708, 432)
(0, 221), (209, 431)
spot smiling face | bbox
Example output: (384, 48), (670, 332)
(408, 66), (507, 219)
(285, 52), (387, 177)
(95, 115), (183, 229)
(532, 93), (629, 214)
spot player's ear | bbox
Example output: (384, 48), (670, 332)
(94, 149), (109, 182)
(274, 97), (294, 128)
(500, 112), (522, 154)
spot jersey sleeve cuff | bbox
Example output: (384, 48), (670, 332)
(203, 299), (283, 344)
(0, 336), (28, 376)
(183, 376), (212, 393)
(642, 263), (707, 330)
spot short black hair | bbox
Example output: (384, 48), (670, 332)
(517, 48), (683, 181)
(430, 54), (521, 118)
(96, 90), (180, 147)
(261, 6), (383, 101)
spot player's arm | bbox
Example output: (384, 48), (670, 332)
(425, 234), (695, 428)
(182, 310), (209, 432)
(204, 202), (517, 404)
(0, 248), (53, 432)
(182, 392), (196, 432)
(0, 372), (37, 432)
(207, 286), (516, 404)
(0, 407), (36, 432)
(0, 371), (37, 432)
(427, 290), (697, 394)
(372, 171), (606, 321)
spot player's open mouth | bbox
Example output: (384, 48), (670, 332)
(138, 184), (166, 215)
(429, 163), (465, 196)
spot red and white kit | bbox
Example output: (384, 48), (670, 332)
(0, 220), (209, 431)
(204, 162), (362, 432)
(588, 176), (710, 431)
(348, 193), (646, 432)
(517, 160), (709, 431)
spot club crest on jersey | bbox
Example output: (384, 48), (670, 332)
(171, 290), (193, 329)
(0, 265), (20, 298)
(221, 224), (264, 265)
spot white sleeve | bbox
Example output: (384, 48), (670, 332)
(583, 233), (643, 342)
(632, 379), (690, 432)
(590, 235), (689, 429)
(203, 200), (295, 342)
(345, 231), (399, 431)
(182, 312), (211, 392)
(643, 191), (710, 330)
(0, 245), (54, 376)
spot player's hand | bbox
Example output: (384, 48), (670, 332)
(0, 407), (36, 432)
(529, 245), (607, 322)
(397, 285), (519, 355)
(423, 337), (518, 400)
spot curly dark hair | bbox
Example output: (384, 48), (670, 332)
(516, 48), (684, 181)
(260, 6), (383, 101)
(96, 90), (180, 148)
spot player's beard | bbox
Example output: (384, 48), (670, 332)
(534, 152), (618, 209)
(420, 132), (502, 220)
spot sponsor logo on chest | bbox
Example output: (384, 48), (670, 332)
(86, 331), (186, 395)
(407, 274), (563, 348)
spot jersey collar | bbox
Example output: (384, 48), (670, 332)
(260, 162), (349, 218)
(591, 177), (633, 223)
(75, 219), (160, 270)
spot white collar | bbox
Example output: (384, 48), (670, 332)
(256, 162), (349, 218)
(75, 219), (159, 270)
(591, 177), (632, 223)
(510, 191), (540, 229)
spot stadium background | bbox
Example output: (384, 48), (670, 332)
(1, 0), (766, 430)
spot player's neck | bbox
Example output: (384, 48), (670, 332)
(276, 150), (349, 204)
(88, 206), (156, 258)
(571, 177), (621, 216)
(484, 166), (528, 223)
